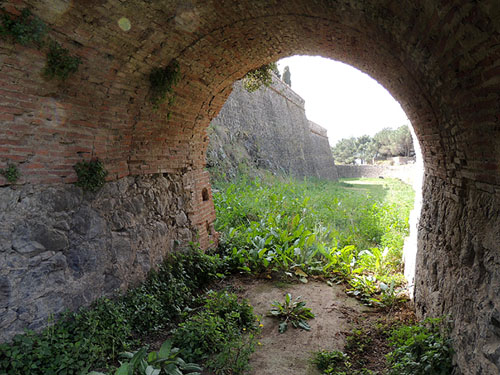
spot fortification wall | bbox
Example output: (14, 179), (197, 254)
(336, 164), (417, 185)
(207, 77), (338, 180)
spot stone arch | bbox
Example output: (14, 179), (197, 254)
(0, 1), (499, 373)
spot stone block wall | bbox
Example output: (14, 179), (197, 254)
(0, 173), (198, 340)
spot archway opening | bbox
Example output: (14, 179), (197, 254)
(0, 2), (497, 373)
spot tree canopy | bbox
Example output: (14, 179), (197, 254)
(332, 125), (415, 164)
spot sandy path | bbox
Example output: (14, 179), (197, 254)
(231, 278), (369, 375)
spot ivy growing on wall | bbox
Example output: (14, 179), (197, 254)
(44, 41), (81, 80)
(0, 164), (19, 183)
(74, 159), (108, 192)
(243, 62), (278, 92)
(0, 6), (81, 80)
(0, 7), (46, 45)
(149, 59), (181, 115)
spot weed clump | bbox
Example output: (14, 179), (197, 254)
(268, 293), (315, 333)
(149, 59), (180, 111)
(44, 41), (81, 80)
(0, 7), (47, 45)
(0, 163), (19, 183)
(74, 158), (108, 192)
(387, 318), (453, 375)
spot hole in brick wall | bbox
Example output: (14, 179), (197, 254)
(202, 187), (209, 201)
(206, 220), (212, 235)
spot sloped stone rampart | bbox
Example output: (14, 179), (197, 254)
(207, 78), (338, 180)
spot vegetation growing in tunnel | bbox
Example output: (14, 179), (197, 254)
(213, 175), (413, 307)
(0, 7), (47, 45)
(43, 41), (81, 80)
(268, 293), (315, 333)
(149, 59), (181, 113)
(73, 158), (108, 192)
(0, 6), (81, 81)
(0, 248), (229, 374)
(386, 318), (453, 375)
(0, 163), (19, 183)
(242, 62), (278, 92)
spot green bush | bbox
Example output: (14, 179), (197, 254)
(0, 304), (132, 375)
(172, 311), (236, 362)
(243, 63), (277, 92)
(204, 334), (257, 375)
(172, 291), (256, 362)
(386, 318), (453, 375)
(311, 350), (350, 374)
(203, 291), (255, 330)
(150, 59), (180, 110)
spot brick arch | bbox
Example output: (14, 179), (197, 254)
(0, 1), (499, 372)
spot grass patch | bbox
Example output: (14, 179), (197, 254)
(213, 175), (414, 307)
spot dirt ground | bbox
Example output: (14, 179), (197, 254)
(229, 277), (372, 375)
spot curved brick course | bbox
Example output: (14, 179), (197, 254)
(0, 2), (498, 372)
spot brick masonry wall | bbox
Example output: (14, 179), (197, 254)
(0, 2), (498, 372)
(207, 77), (338, 180)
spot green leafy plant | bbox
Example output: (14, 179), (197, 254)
(74, 158), (108, 192)
(203, 290), (256, 330)
(44, 41), (81, 80)
(268, 293), (315, 333)
(171, 290), (257, 373)
(0, 163), (19, 183)
(150, 59), (180, 111)
(311, 350), (351, 374)
(242, 62), (277, 92)
(204, 333), (257, 375)
(0, 7), (47, 45)
(90, 339), (202, 375)
(0, 247), (223, 375)
(213, 176), (414, 305)
(386, 318), (453, 375)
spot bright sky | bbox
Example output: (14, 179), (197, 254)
(277, 56), (410, 146)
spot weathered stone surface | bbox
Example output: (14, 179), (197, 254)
(415, 174), (500, 374)
(208, 77), (338, 180)
(0, 174), (196, 341)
